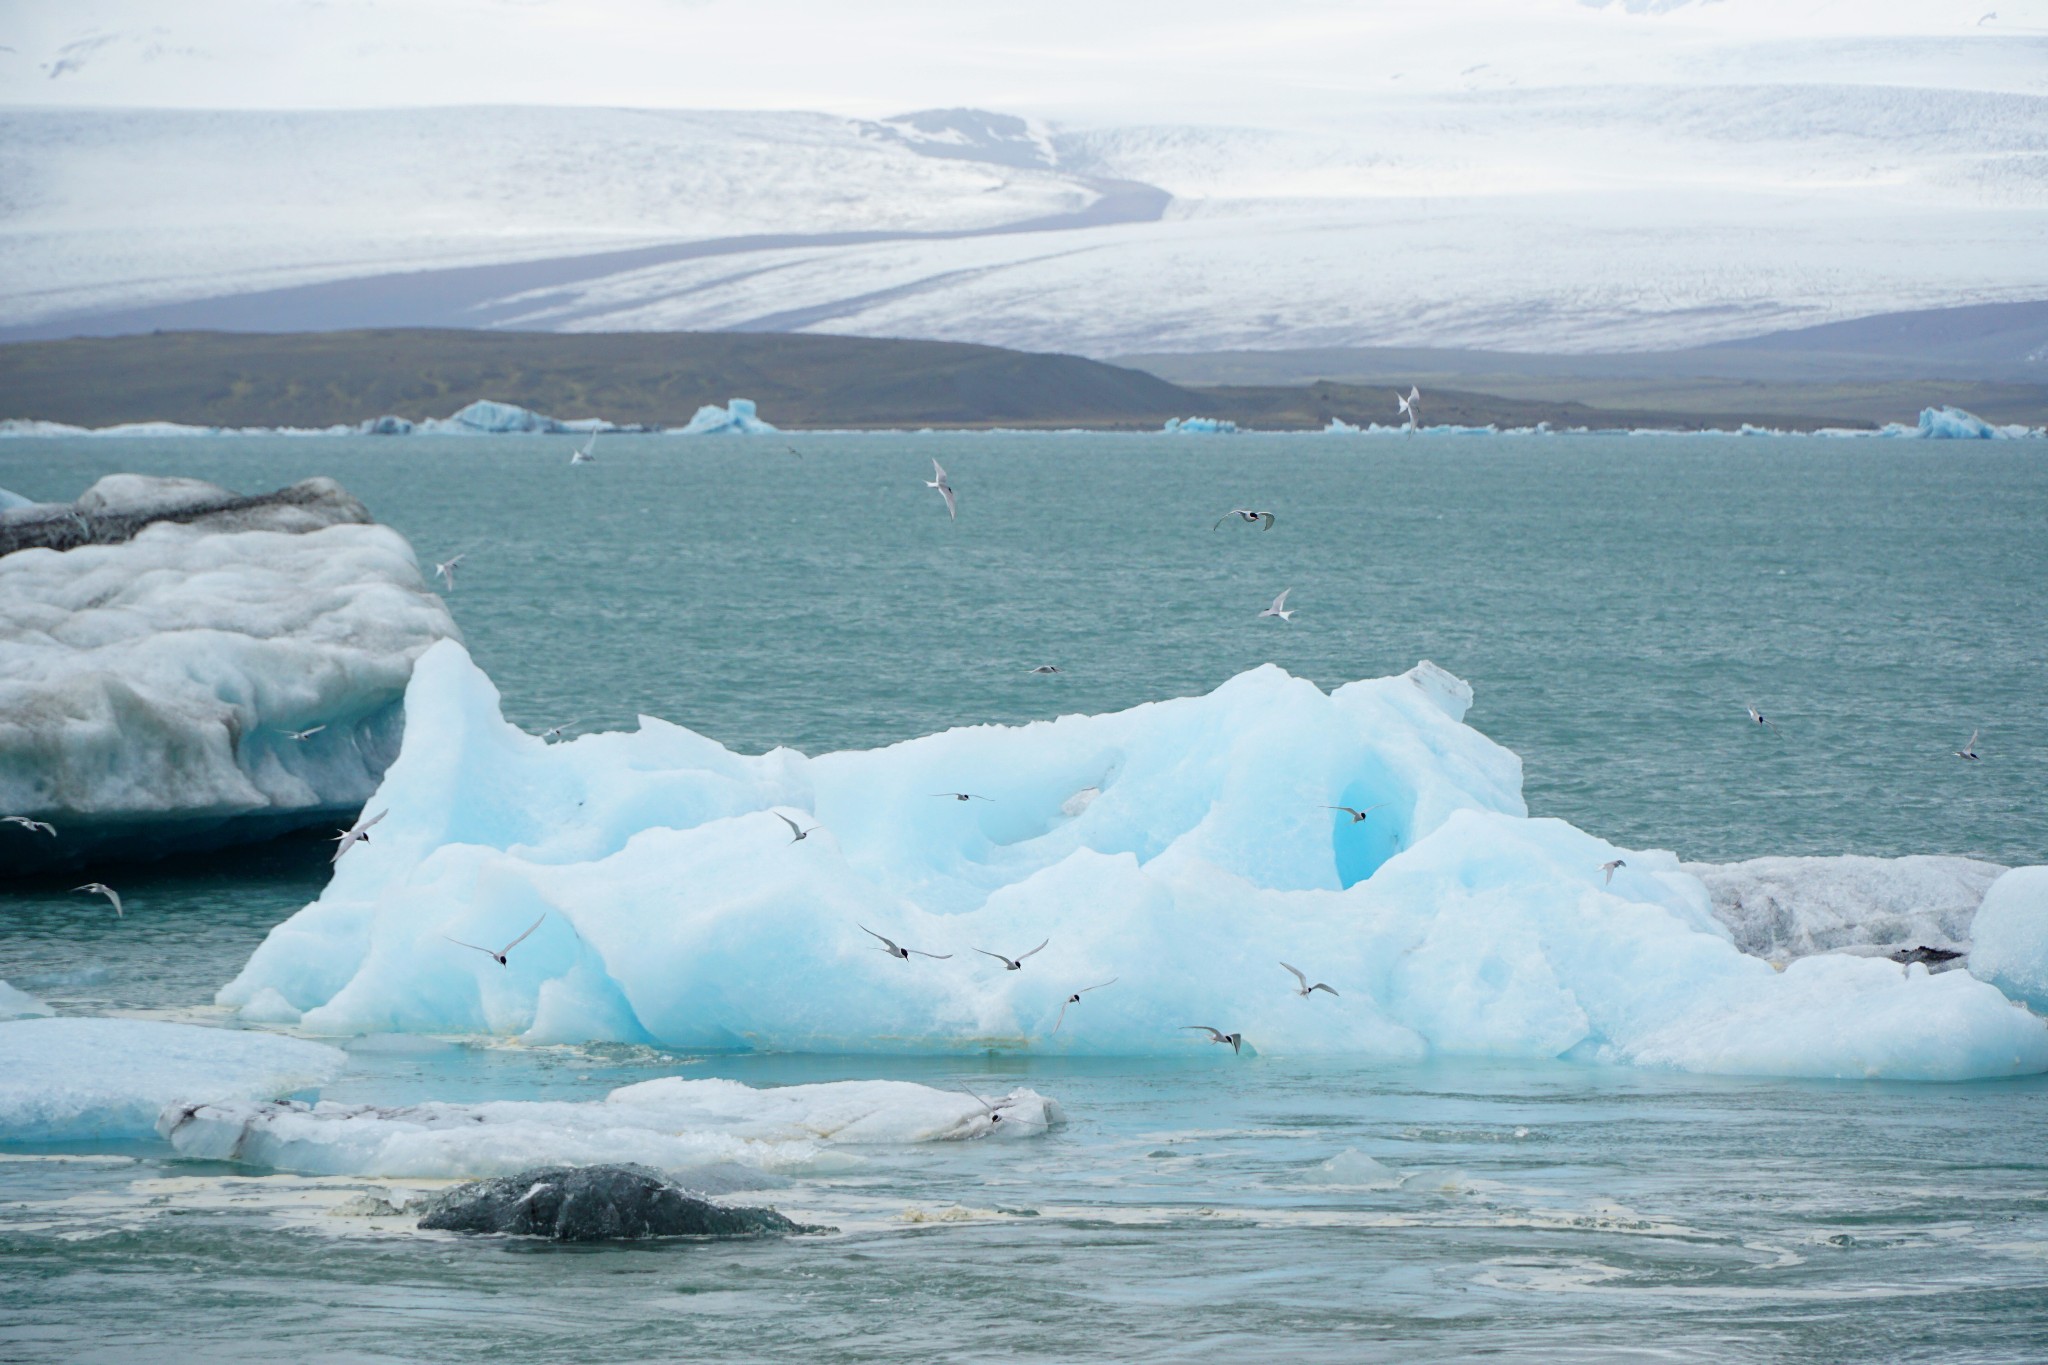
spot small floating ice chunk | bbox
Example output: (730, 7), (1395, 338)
(1160, 416), (1238, 434)
(0, 1018), (346, 1143)
(158, 1077), (1062, 1176)
(1312, 1148), (1401, 1187)
(1969, 867), (2048, 1012)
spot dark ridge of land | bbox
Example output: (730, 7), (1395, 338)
(1116, 299), (2048, 427)
(0, 327), (1993, 434)
(0, 329), (1205, 431)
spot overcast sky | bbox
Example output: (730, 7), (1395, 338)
(3, 1), (2040, 126)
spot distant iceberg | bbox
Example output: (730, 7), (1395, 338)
(1876, 405), (2042, 440)
(1161, 416), (1239, 434)
(670, 398), (778, 435)
(221, 642), (2048, 1080)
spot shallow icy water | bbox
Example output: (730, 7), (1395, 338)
(3, 432), (2046, 1360)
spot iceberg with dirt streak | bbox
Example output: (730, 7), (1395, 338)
(219, 642), (2048, 1080)
(0, 474), (459, 870)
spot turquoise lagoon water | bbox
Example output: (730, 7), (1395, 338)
(1, 433), (2045, 1361)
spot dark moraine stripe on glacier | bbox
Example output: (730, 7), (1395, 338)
(0, 478), (372, 557)
(0, 179), (1170, 341)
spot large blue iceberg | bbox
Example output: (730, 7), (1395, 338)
(219, 644), (2048, 1080)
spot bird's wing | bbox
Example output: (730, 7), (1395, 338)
(859, 925), (895, 951)
(1323, 806), (1358, 817)
(776, 812), (803, 836)
(940, 485), (957, 519)
(444, 936), (496, 956)
(500, 913), (547, 954)
(908, 949), (953, 959)
(1212, 514), (1229, 530)
(1260, 513), (1275, 530)
(1273, 589), (1291, 609)
(1081, 977), (1117, 993)
(107, 889), (123, 916)
(957, 1083), (996, 1113)
(1967, 729), (1978, 749)
(1018, 939), (1049, 961)
(973, 948), (1010, 963)
(1311, 983), (1338, 996)
(1183, 1025), (1223, 1040)
(1052, 1000), (1070, 1033)
(932, 458), (947, 481)
(357, 809), (388, 835)
(1281, 962), (1308, 989)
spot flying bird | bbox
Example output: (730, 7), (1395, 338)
(1052, 978), (1117, 1032)
(1323, 803), (1386, 824)
(925, 459), (957, 520)
(1745, 706), (1778, 733)
(570, 431), (597, 464)
(1027, 664), (1062, 675)
(445, 913), (547, 966)
(283, 725), (327, 742)
(433, 554), (465, 590)
(2, 815), (56, 836)
(783, 444), (804, 459)
(1214, 508), (1276, 531)
(861, 925), (952, 961)
(957, 1082), (1014, 1128)
(1955, 730), (1980, 761)
(1185, 1025), (1243, 1054)
(975, 939), (1049, 971)
(1600, 859), (1626, 885)
(331, 808), (387, 863)
(776, 812), (819, 843)
(74, 882), (122, 917)
(1258, 589), (1295, 622)
(933, 792), (992, 802)
(539, 720), (579, 743)
(1281, 962), (1338, 998)
(1397, 386), (1422, 429)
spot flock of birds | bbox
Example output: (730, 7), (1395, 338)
(5, 405), (1997, 1049)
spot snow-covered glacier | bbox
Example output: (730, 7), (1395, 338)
(0, 475), (458, 869)
(221, 643), (2048, 1080)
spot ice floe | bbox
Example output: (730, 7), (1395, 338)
(220, 642), (2048, 1080)
(0, 1018), (346, 1143)
(0, 474), (458, 867)
(159, 1077), (1061, 1176)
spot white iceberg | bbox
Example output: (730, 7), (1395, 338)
(1161, 416), (1239, 434)
(220, 643), (2048, 1080)
(0, 1018), (346, 1143)
(1969, 868), (2048, 1012)
(1684, 855), (2004, 961)
(669, 398), (778, 435)
(159, 1077), (1060, 1177)
(0, 475), (459, 866)
(0, 981), (53, 1020)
